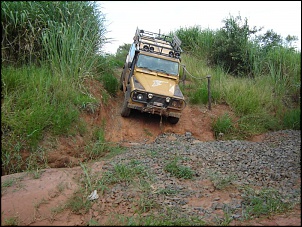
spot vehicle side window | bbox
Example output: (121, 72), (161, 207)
(128, 44), (136, 63)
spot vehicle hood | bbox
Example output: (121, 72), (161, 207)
(133, 71), (184, 98)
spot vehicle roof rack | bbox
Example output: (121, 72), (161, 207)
(133, 28), (182, 59)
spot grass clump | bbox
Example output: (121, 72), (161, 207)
(98, 71), (119, 96)
(240, 186), (296, 220)
(281, 108), (300, 130)
(207, 170), (237, 190)
(3, 216), (20, 226)
(66, 191), (92, 215)
(136, 194), (159, 213)
(211, 113), (234, 139)
(84, 126), (108, 160)
(164, 158), (194, 179)
(100, 160), (149, 186)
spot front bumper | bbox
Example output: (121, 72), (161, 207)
(128, 103), (182, 118)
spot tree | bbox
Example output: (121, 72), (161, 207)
(210, 14), (261, 77)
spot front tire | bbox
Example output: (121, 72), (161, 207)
(168, 116), (179, 124)
(121, 87), (131, 117)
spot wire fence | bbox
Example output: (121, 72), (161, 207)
(180, 64), (212, 110)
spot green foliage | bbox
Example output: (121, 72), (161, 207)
(84, 127), (108, 160)
(94, 54), (120, 96)
(114, 43), (131, 67)
(99, 72), (119, 96)
(257, 29), (283, 51)
(100, 161), (148, 185)
(157, 188), (178, 195)
(3, 216), (20, 226)
(1, 65), (100, 174)
(66, 191), (92, 215)
(175, 26), (215, 59)
(282, 108), (300, 130)
(188, 82), (208, 105)
(241, 187), (295, 219)
(237, 112), (281, 136)
(1, 1), (110, 175)
(2, 1), (107, 71)
(1, 65), (94, 141)
(111, 208), (207, 226)
(136, 194), (158, 213)
(164, 158), (194, 179)
(211, 114), (234, 139)
(210, 15), (260, 77)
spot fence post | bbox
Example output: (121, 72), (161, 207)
(207, 75), (211, 110)
(182, 65), (186, 86)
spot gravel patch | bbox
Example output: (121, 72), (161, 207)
(101, 130), (301, 223)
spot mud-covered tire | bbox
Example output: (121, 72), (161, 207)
(119, 67), (125, 91)
(121, 87), (131, 117)
(119, 64), (128, 91)
(168, 116), (179, 124)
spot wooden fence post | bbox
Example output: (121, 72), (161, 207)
(207, 75), (211, 110)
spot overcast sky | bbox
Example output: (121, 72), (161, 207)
(98, 1), (301, 54)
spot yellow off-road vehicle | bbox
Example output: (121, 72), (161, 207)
(119, 28), (186, 124)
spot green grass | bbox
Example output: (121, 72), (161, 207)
(84, 126), (108, 160)
(97, 72), (119, 97)
(282, 108), (300, 130)
(66, 191), (92, 215)
(156, 188), (178, 195)
(207, 170), (237, 190)
(3, 216), (20, 226)
(1, 65), (100, 175)
(211, 113), (234, 139)
(180, 50), (300, 140)
(240, 186), (295, 220)
(135, 194), (159, 213)
(164, 158), (195, 179)
(109, 208), (207, 226)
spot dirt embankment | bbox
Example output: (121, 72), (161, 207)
(1, 76), (300, 226)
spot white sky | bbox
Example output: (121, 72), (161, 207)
(98, 1), (301, 54)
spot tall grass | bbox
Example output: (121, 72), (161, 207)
(175, 17), (300, 137)
(180, 51), (300, 137)
(1, 1), (107, 70)
(1, 65), (100, 174)
(41, 10), (105, 79)
(1, 1), (109, 175)
(175, 26), (215, 59)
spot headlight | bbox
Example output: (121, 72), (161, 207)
(171, 100), (178, 107)
(170, 99), (185, 109)
(137, 94), (144, 100)
(166, 97), (171, 103)
(148, 93), (153, 99)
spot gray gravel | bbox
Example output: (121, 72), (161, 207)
(101, 130), (301, 222)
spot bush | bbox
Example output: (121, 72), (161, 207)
(99, 72), (119, 96)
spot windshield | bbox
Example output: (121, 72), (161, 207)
(136, 55), (179, 76)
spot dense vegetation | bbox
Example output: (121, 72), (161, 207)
(1, 2), (300, 176)
(174, 16), (300, 139)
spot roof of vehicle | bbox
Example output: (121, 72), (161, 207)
(133, 28), (182, 60)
